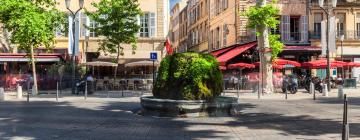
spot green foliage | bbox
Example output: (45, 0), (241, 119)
(242, 0), (279, 29)
(153, 53), (223, 101)
(0, 0), (65, 52)
(269, 34), (283, 60)
(243, 0), (283, 61)
(85, 0), (142, 57)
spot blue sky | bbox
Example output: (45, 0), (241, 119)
(170, 0), (180, 9)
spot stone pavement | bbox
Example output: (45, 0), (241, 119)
(0, 88), (359, 140)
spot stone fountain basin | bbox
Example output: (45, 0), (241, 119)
(140, 96), (238, 117)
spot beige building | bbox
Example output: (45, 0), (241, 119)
(187, 0), (210, 52)
(170, 0), (188, 53)
(309, 0), (360, 79)
(53, 0), (170, 63)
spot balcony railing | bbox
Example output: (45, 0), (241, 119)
(309, 30), (360, 40)
(311, 0), (360, 7)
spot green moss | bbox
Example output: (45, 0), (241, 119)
(153, 52), (223, 101)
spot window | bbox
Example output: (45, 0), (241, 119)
(357, 13), (360, 38)
(223, 24), (228, 47)
(88, 18), (99, 37)
(210, 30), (213, 50)
(80, 13), (88, 37)
(139, 13), (156, 37)
(336, 13), (345, 37)
(223, 0), (228, 10)
(314, 13), (322, 38)
(290, 16), (300, 41)
(216, 27), (220, 49)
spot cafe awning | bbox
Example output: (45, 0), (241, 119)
(211, 46), (235, 57)
(216, 42), (257, 65)
(0, 53), (62, 62)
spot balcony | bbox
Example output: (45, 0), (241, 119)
(309, 30), (360, 40)
(311, 0), (360, 7)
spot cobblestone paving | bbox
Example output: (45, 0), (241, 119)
(0, 89), (360, 140)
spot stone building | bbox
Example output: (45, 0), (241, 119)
(309, 0), (360, 79)
(54, 0), (170, 63)
(187, 0), (210, 52)
(170, 0), (188, 53)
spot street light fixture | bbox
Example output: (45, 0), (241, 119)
(65, 0), (84, 94)
(318, 0), (337, 92)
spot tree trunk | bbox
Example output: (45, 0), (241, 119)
(257, 0), (273, 94)
(30, 45), (38, 94)
(114, 44), (120, 80)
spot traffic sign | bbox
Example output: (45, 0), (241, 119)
(150, 52), (157, 61)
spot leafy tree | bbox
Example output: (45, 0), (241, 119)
(243, 0), (283, 94)
(0, 0), (64, 94)
(85, 0), (142, 78)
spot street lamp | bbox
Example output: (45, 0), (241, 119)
(340, 34), (344, 78)
(318, 0), (337, 92)
(65, 0), (84, 94)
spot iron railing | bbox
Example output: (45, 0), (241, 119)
(309, 30), (360, 40)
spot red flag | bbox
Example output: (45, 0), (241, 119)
(165, 38), (173, 55)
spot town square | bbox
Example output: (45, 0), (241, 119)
(0, 0), (360, 139)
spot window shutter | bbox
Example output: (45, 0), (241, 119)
(149, 13), (156, 37)
(281, 15), (290, 42)
(300, 15), (308, 43)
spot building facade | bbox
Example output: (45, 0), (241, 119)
(170, 0), (188, 53)
(309, 0), (360, 79)
(54, 0), (170, 63)
(187, 0), (210, 52)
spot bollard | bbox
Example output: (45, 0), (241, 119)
(285, 89), (288, 100)
(31, 85), (36, 95)
(84, 82), (88, 100)
(0, 87), (5, 101)
(323, 84), (329, 97)
(56, 82), (59, 102)
(310, 82), (314, 95)
(27, 92), (30, 102)
(121, 84), (124, 97)
(106, 85), (109, 98)
(17, 84), (23, 99)
(342, 94), (349, 140)
(338, 85), (344, 99)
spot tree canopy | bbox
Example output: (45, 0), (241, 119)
(85, 0), (142, 59)
(0, 0), (65, 51)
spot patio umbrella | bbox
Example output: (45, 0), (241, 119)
(80, 61), (118, 67)
(228, 62), (255, 69)
(273, 58), (301, 67)
(301, 60), (344, 69)
(219, 66), (227, 71)
(80, 61), (118, 80)
(344, 62), (360, 67)
(254, 59), (300, 70)
(125, 60), (159, 67)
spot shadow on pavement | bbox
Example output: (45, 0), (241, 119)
(0, 96), (359, 139)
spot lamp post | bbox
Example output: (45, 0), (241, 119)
(319, 0), (337, 92)
(340, 34), (344, 78)
(65, 0), (84, 94)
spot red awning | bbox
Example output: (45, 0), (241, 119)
(217, 42), (257, 65)
(211, 46), (235, 57)
(0, 53), (63, 62)
(283, 46), (321, 51)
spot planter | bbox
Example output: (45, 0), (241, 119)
(140, 96), (238, 117)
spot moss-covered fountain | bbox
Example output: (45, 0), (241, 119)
(140, 52), (238, 117)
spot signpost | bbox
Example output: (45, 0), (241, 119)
(150, 52), (158, 88)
